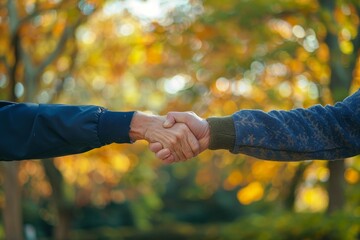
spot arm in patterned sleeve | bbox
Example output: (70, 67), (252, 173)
(207, 89), (360, 161)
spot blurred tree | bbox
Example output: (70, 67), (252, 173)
(30, 0), (360, 228)
(0, 0), (101, 239)
(319, 0), (360, 213)
(0, 0), (359, 238)
(154, 0), (322, 211)
(162, 0), (359, 212)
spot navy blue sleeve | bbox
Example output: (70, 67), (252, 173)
(0, 101), (134, 161)
(232, 89), (360, 161)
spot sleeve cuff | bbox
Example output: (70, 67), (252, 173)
(206, 116), (235, 151)
(98, 110), (135, 145)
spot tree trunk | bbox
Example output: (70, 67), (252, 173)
(327, 160), (345, 213)
(2, 163), (23, 240)
(319, 0), (360, 213)
(2, 1), (86, 238)
(42, 159), (73, 240)
(2, 3), (23, 235)
(284, 162), (308, 210)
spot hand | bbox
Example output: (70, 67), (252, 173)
(129, 112), (200, 161)
(149, 111), (210, 163)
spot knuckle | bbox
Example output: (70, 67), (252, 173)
(169, 138), (177, 145)
(180, 125), (189, 134)
(184, 154), (192, 160)
(183, 149), (192, 158)
(194, 146), (200, 155)
(174, 131), (183, 139)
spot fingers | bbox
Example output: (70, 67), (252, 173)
(184, 125), (200, 156)
(170, 119), (201, 161)
(148, 127), (198, 163)
(149, 142), (162, 152)
(158, 123), (196, 161)
(173, 123), (200, 160)
(156, 148), (172, 160)
(163, 111), (210, 153)
(163, 154), (175, 164)
(163, 114), (176, 128)
(163, 112), (206, 139)
(148, 137), (189, 163)
(164, 112), (201, 156)
(143, 115), (201, 163)
(149, 143), (176, 163)
(148, 142), (174, 160)
(163, 112), (191, 128)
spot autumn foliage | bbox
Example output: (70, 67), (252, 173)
(0, 0), (360, 239)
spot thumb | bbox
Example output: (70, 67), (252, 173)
(163, 114), (176, 128)
(164, 112), (206, 139)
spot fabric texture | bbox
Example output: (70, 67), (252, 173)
(0, 101), (134, 161)
(207, 116), (235, 150)
(229, 89), (360, 161)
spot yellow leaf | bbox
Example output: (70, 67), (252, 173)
(223, 170), (243, 190)
(237, 181), (264, 205)
(340, 40), (354, 55)
(345, 168), (359, 184)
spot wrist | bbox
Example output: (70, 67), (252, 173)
(206, 116), (235, 151)
(99, 110), (135, 144)
(129, 112), (164, 141)
(129, 112), (151, 141)
(200, 120), (210, 151)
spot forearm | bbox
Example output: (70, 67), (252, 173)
(0, 101), (134, 161)
(208, 89), (360, 161)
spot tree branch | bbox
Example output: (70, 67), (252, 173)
(49, 38), (79, 103)
(9, 32), (22, 102)
(19, 1), (68, 25)
(351, 4), (360, 53)
(34, 17), (83, 79)
(21, 0), (100, 75)
(22, 45), (35, 76)
(0, 55), (10, 76)
(5, 1), (69, 38)
(7, 0), (19, 38)
(28, 5), (96, 83)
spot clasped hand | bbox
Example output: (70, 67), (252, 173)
(130, 112), (209, 163)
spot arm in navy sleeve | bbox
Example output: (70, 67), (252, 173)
(231, 89), (360, 160)
(0, 101), (134, 161)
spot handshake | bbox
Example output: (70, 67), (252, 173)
(3, 92), (357, 162)
(130, 111), (211, 164)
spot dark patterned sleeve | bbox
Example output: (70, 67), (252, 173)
(232, 89), (360, 161)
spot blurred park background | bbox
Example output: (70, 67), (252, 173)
(0, 0), (360, 239)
